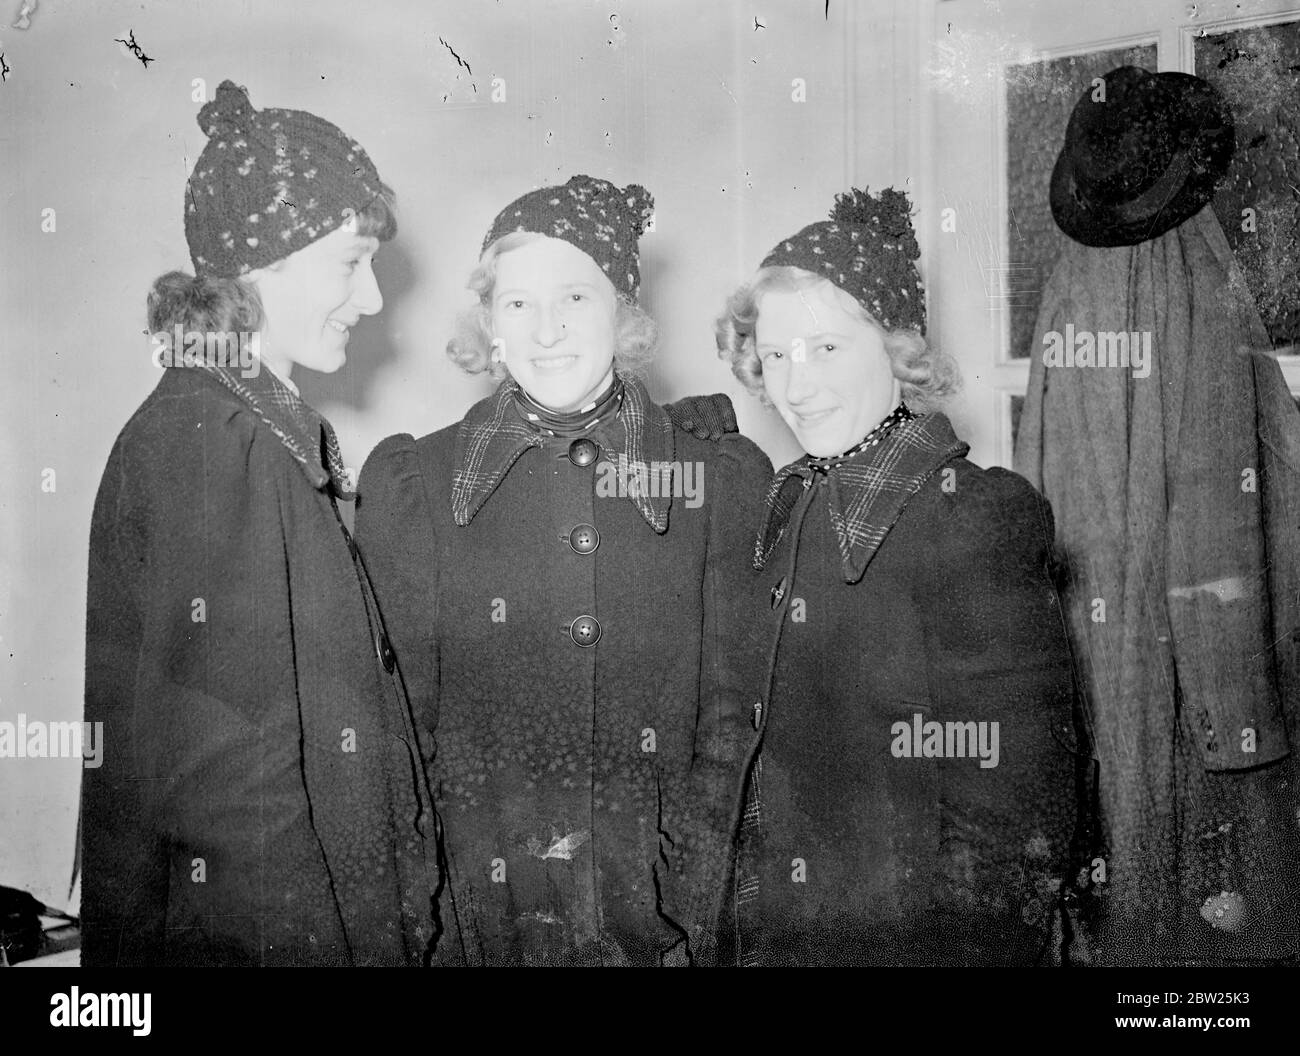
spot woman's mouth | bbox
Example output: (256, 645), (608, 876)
(327, 319), (351, 337)
(793, 407), (837, 425)
(532, 354), (578, 373)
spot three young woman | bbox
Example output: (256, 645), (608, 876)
(85, 79), (1084, 966)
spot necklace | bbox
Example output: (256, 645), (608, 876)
(808, 402), (916, 472)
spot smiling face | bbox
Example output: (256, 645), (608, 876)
(244, 218), (384, 378)
(490, 236), (618, 412)
(755, 279), (901, 457)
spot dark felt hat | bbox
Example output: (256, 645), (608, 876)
(1050, 66), (1235, 248)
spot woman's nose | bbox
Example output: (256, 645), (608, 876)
(784, 359), (816, 403)
(533, 304), (565, 346)
(353, 262), (384, 316)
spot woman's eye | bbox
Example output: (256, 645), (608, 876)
(570, 293), (585, 303)
(821, 343), (836, 354)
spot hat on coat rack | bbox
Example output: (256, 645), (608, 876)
(1049, 65), (1236, 248)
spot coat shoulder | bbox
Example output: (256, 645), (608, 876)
(96, 370), (264, 513)
(915, 460), (1055, 559)
(673, 427), (774, 497)
(358, 420), (458, 514)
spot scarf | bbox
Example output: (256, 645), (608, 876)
(755, 410), (969, 584)
(512, 375), (625, 438)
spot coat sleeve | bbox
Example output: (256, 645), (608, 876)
(82, 399), (327, 965)
(355, 435), (441, 736)
(659, 432), (772, 965)
(918, 465), (1087, 954)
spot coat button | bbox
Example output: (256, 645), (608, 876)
(376, 631), (396, 672)
(568, 523), (600, 555)
(570, 615), (601, 647)
(568, 437), (599, 467)
(770, 577), (788, 608)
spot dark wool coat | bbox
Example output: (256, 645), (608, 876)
(733, 414), (1087, 966)
(355, 376), (772, 966)
(1015, 210), (1300, 964)
(82, 366), (437, 966)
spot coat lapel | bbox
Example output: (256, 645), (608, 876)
(451, 375), (675, 532)
(190, 360), (355, 499)
(755, 412), (969, 583)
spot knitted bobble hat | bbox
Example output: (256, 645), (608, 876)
(184, 80), (386, 278)
(761, 186), (927, 334)
(480, 175), (655, 301)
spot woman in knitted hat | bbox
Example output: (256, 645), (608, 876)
(356, 175), (773, 965)
(713, 188), (1089, 966)
(82, 81), (438, 966)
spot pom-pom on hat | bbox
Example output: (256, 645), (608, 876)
(481, 175), (655, 301)
(184, 80), (386, 279)
(761, 186), (927, 334)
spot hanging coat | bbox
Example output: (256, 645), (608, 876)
(1014, 205), (1300, 964)
(81, 364), (438, 966)
(355, 374), (772, 966)
(734, 412), (1086, 966)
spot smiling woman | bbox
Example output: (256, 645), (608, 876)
(81, 80), (437, 967)
(356, 174), (774, 966)
(712, 186), (1089, 967)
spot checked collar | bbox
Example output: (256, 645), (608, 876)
(755, 410), (969, 584)
(450, 372), (676, 532)
(189, 359), (355, 500)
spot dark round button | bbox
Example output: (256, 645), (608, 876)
(376, 632), (396, 673)
(570, 615), (601, 647)
(568, 437), (599, 467)
(568, 523), (600, 555)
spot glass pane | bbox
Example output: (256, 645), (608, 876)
(1196, 20), (1300, 348)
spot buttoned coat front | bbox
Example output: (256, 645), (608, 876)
(356, 376), (772, 966)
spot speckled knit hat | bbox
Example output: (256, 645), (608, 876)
(481, 175), (655, 301)
(762, 186), (927, 334)
(184, 80), (386, 279)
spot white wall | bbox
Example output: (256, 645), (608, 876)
(0, 0), (921, 910)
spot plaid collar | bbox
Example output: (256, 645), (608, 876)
(451, 373), (676, 531)
(755, 411), (969, 584)
(187, 360), (355, 500)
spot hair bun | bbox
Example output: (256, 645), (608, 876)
(198, 80), (255, 139)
